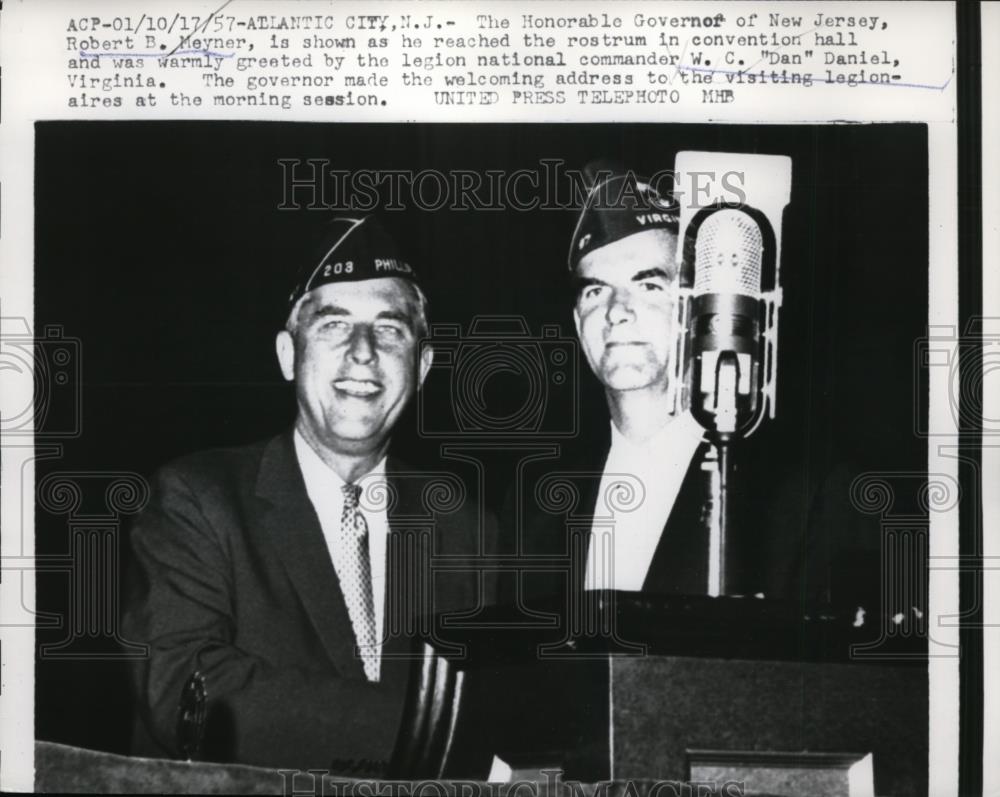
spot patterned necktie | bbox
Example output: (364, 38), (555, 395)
(339, 483), (379, 682)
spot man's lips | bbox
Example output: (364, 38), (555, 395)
(333, 378), (383, 397)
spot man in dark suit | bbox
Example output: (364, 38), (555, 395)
(510, 165), (880, 612)
(511, 166), (719, 607)
(124, 216), (488, 772)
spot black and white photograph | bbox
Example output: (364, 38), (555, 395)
(24, 120), (940, 795)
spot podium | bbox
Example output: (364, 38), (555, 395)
(35, 595), (927, 796)
(436, 594), (927, 796)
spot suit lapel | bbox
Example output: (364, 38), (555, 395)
(379, 459), (431, 688)
(571, 421), (712, 595)
(383, 458), (418, 651)
(573, 426), (613, 590)
(382, 459), (435, 641)
(642, 440), (713, 594)
(254, 432), (366, 679)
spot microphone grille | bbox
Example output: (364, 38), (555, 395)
(694, 209), (763, 297)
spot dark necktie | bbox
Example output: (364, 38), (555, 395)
(339, 483), (379, 681)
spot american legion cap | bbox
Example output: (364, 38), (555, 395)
(567, 160), (680, 272)
(286, 215), (419, 315)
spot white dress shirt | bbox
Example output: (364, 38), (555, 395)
(584, 411), (706, 591)
(294, 430), (389, 662)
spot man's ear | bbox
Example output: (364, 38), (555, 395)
(275, 330), (295, 381)
(417, 343), (433, 389)
(572, 305), (583, 340)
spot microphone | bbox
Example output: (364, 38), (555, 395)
(670, 151), (792, 437)
(689, 206), (766, 439)
(670, 151), (792, 596)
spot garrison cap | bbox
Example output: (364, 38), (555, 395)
(568, 160), (679, 271)
(287, 215), (418, 314)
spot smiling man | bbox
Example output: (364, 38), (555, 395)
(278, 224), (431, 485)
(124, 216), (487, 772)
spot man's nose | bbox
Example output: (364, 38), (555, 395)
(347, 324), (377, 363)
(606, 288), (636, 325)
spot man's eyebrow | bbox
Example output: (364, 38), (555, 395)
(631, 268), (672, 282)
(306, 304), (350, 321)
(572, 276), (608, 293)
(375, 309), (414, 329)
(305, 305), (414, 331)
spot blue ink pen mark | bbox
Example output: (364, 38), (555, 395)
(677, 63), (951, 91)
(80, 49), (235, 60)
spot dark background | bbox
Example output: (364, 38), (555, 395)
(33, 122), (928, 754)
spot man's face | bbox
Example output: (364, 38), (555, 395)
(276, 278), (431, 458)
(573, 229), (679, 394)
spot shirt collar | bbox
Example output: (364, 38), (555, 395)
(608, 409), (706, 459)
(293, 428), (387, 494)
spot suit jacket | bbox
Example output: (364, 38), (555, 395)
(505, 424), (873, 612)
(123, 431), (491, 772)
(505, 422), (719, 608)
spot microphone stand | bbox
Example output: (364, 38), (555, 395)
(708, 351), (740, 597)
